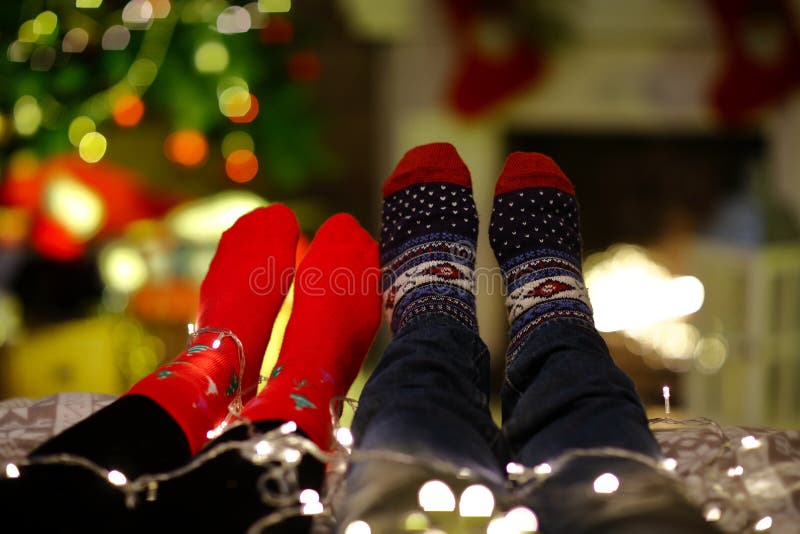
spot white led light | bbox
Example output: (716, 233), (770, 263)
(661, 458), (678, 471)
(107, 469), (127, 486)
(506, 462), (525, 475)
(5, 463), (20, 479)
(344, 520), (371, 534)
(593, 473), (619, 494)
(255, 440), (272, 456)
(302, 501), (323, 515)
(211, 338), (221, 349)
(741, 435), (761, 450)
(187, 323), (195, 335)
(280, 421), (297, 434)
(299, 489), (319, 504)
(705, 506), (722, 522)
(505, 506), (539, 532)
(283, 449), (301, 464)
(458, 484), (494, 517)
(533, 463), (552, 475)
(754, 516), (773, 531)
(727, 465), (744, 477)
(336, 427), (354, 447)
(418, 480), (456, 512)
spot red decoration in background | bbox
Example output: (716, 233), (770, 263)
(288, 51), (322, 82)
(707, 0), (800, 123)
(260, 16), (293, 44)
(0, 154), (181, 260)
(443, 0), (544, 116)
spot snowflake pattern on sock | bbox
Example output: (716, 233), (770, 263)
(381, 182), (478, 333)
(490, 186), (593, 363)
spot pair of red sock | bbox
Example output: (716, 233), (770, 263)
(127, 207), (381, 453)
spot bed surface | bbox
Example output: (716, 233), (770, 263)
(2, 393), (798, 533)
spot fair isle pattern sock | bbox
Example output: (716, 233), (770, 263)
(381, 143), (478, 334)
(490, 152), (594, 362)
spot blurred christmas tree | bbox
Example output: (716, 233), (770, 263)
(0, 0), (334, 199)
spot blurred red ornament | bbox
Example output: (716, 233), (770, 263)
(707, 0), (800, 123)
(260, 16), (293, 44)
(288, 51), (322, 82)
(0, 154), (182, 260)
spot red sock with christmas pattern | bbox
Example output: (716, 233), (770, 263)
(127, 204), (300, 453)
(241, 213), (381, 451)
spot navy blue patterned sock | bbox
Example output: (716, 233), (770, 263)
(490, 152), (594, 362)
(380, 143), (478, 334)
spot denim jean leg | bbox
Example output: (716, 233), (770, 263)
(501, 318), (661, 466)
(341, 315), (507, 530)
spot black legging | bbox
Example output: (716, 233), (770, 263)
(3, 395), (323, 533)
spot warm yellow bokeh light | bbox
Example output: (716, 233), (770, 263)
(100, 243), (149, 293)
(18, 20), (38, 43)
(44, 175), (106, 240)
(218, 86), (252, 118)
(221, 131), (255, 157)
(78, 131), (108, 163)
(68, 116), (96, 146)
(13, 95), (42, 136)
(76, 0), (104, 7)
(259, 0), (291, 13)
(194, 41), (229, 73)
(33, 11), (58, 36)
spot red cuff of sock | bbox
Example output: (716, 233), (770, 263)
(495, 152), (575, 195)
(383, 142), (471, 198)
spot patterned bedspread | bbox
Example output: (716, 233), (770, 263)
(1, 394), (798, 533)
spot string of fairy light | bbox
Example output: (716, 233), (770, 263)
(2, 322), (797, 534)
(2, 0), (305, 184)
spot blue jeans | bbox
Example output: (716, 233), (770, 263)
(343, 315), (715, 533)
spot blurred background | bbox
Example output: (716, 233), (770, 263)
(1, 0), (799, 429)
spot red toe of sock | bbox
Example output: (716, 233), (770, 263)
(495, 152), (575, 196)
(383, 142), (471, 198)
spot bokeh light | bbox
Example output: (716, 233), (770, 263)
(68, 116), (96, 146)
(225, 149), (258, 183)
(417, 480), (456, 512)
(78, 131), (108, 163)
(100, 243), (149, 293)
(221, 131), (255, 157)
(164, 129), (209, 167)
(194, 41), (229, 73)
(112, 94), (145, 126)
(102, 25), (131, 50)
(62, 28), (90, 53)
(18, 20), (38, 43)
(44, 176), (105, 240)
(150, 0), (171, 18)
(259, 0), (291, 13)
(76, 0), (104, 7)
(230, 94), (259, 123)
(13, 96), (42, 137)
(593, 473), (620, 494)
(217, 6), (252, 34)
(458, 484), (494, 517)
(31, 47), (56, 71)
(218, 86), (252, 118)
(343, 521), (370, 534)
(122, 0), (154, 27)
(8, 41), (33, 62)
(33, 11), (59, 36)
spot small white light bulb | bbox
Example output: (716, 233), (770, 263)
(593, 473), (619, 494)
(107, 469), (127, 486)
